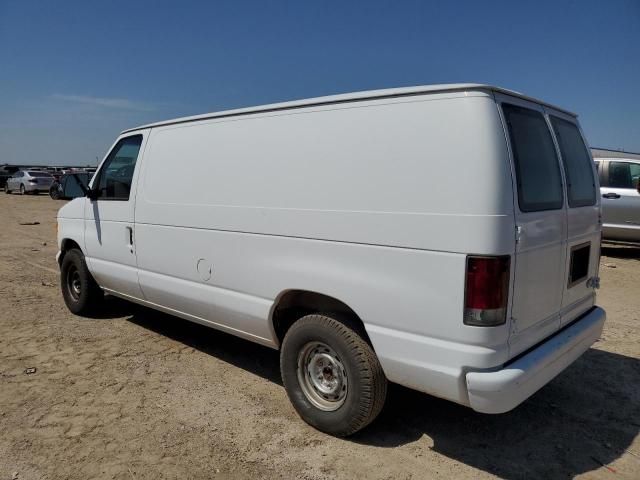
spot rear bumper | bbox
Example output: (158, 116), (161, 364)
(24, 183), (51, 192)
(466, 306), (605, 414)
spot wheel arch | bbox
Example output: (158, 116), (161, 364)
(58, 238), (83, 265)
(270, 289), (373, 348)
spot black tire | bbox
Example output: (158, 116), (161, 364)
(19, 184), (25, 195)
(50, 185), (60, 200)
(280, 314), (387, 437)
(4, 184), (9, 194)
(60, 248), (103, 315)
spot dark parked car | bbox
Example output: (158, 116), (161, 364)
(0, 165), (20, 188)
(50, 172), (91, 200)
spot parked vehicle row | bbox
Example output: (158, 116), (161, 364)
(56, 84), (606, 436)
(3, 169), (93, 199)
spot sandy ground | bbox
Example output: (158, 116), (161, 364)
(0, 193), (638, 480)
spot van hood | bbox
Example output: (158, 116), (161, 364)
(58, 198), (85, 219)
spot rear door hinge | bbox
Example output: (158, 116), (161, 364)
(515, 225), (524, 245)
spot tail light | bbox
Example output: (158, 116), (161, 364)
(464, 256), (510, 326)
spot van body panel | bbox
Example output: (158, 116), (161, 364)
(135, 94), (514, 253)
(56, 197), (86, 252)
(133, 222), (511, 405)
(101, 287), (278, 348)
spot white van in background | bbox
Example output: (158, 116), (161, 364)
(56, 84), (605, 436)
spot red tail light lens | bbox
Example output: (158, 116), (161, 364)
(464, 256), (510, 326)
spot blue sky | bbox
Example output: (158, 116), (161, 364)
(1, 0), (638, 165)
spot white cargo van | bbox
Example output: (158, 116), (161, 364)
(56, 84), (606, 436)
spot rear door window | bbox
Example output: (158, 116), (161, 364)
(502, 104), (564, 212)
(549, 117), (596, 207)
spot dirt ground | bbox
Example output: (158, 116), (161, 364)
(0, 193), (638, 480)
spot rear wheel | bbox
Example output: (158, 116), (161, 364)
(280, 314), (387, 436)
(4, 184), (9, 194)
(19, 184), (25, 195)
(50, 185), (60, 200)
(60, 249), (103, 315)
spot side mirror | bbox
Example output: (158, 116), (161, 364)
(61, 173), (94, 200)
(86, 188), (99, 201)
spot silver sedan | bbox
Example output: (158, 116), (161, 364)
(4, 170), (54, 195)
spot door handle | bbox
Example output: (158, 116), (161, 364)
(602, 193), (621, 199)
(125, 226), (134, 253)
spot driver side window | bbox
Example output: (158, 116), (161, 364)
(96, 135), (143, 200)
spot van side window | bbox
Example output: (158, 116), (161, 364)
(502, 104), (564, 212)
(608, 161), (640, 189)
(549, 117), (596, 207)
(96, 135), (143, 200)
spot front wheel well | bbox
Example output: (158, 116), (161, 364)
(271, 290), (371, 347)
(58, 239), (82, 265)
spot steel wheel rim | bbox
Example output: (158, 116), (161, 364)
(297, 341), (348, 411)
(66, 266), (81, 301)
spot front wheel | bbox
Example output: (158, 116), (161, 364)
(280, 314), (387, 436)
(4, 184), (9, 194)
(19, 184), (25, 195)
(60, 249), (104, 315)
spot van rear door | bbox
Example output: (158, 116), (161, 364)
(546, 110), (600, 327)
(497, 94), (568, 356)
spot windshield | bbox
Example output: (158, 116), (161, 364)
(28, 171), (53, 177)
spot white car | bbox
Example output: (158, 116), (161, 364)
(5, 170), (54, 194)
(56, 84), (606, 436)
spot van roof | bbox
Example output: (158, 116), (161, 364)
(122, 83), (576, 134)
